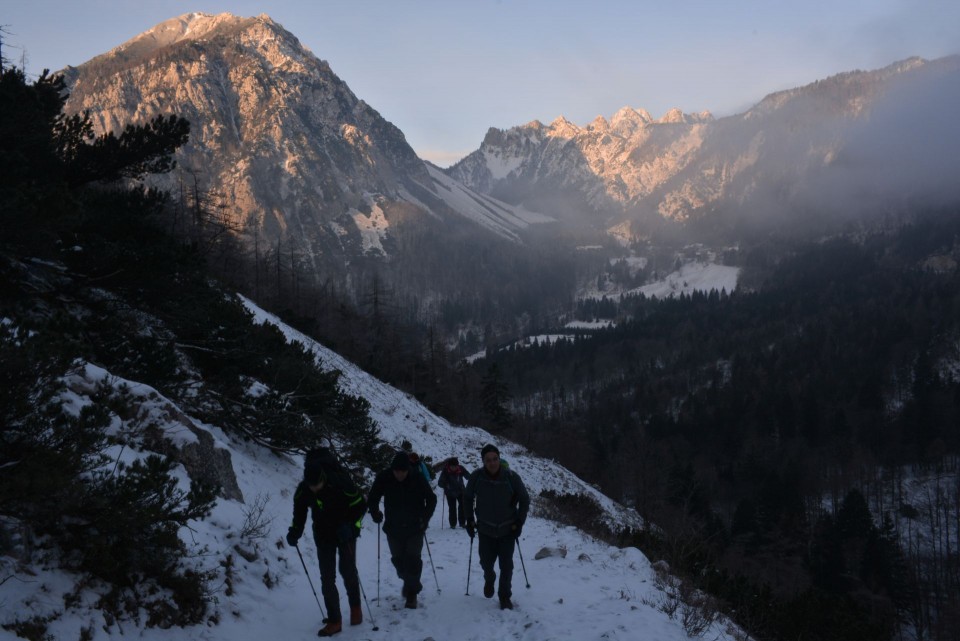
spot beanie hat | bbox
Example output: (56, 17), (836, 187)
(401, 440), (413, 453)
(480, 443), (500, 459)
(303, 461), (326, 485)
(449, 457), (459, 466)
(391, 451), (411, 471)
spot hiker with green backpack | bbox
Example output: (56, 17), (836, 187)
(286, 447), (368, 636)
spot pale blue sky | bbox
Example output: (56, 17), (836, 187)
(4, 1), (959, 165)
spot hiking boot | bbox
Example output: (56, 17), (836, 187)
(317, 620), (342, 636)
(349, 606), (362, 626)
(405, 593), (417, 609)
(483, 577), (495, 598)
(499, 596), (513, 610)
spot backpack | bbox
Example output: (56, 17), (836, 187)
(406, 451), (434, 481)
(305, 447), (353, 489)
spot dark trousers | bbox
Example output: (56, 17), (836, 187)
(316, 539), (361, 623)
(478, 533), (515, 598)
(445, 494), (466, 527)
(386, 532), (424, 596)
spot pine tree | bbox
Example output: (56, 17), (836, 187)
(481, 362), (513, 431)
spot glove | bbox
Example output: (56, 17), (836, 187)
(420, 518), (429, 533)
(465, 520), (476, 539)
(337, 522), (357, 543)
(286, 528), (301, 547)
(512, 522), (523, 539)
(370, 509), (383, 524)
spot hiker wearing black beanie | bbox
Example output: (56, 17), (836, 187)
(464, 443), (530, 610)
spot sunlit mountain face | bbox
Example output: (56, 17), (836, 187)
(60, 13), (548, 307)
(448, 56), (960, 242)
(60, 12), (960, 325)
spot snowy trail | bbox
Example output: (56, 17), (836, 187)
(1, 297), (737, 641)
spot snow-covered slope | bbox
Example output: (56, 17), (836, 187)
(399, 164), (554, 243)
(580, 261), (740, 302)
(1, 296), (739, 641)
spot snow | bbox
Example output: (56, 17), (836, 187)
(0, 295), (740, 641)
(483, 147), (524, 180)
(581, 261), (739, 302)
(634, 262), (738, 299)
(351, 198), (389, 256)
(421, 164), (554, 243)
(566, 320), (615, 330)
(609, 255), (648, 275)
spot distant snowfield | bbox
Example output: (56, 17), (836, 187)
(465, 321), (615, 363)
(0, 296), (739, 641)
(566, 319), (615, 330)
(409, 164), (554, 242)
(351, 197), (389, 256)
(635, 262), (739, 299)
(581, 261), (739, 301)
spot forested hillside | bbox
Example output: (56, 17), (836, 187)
(475, 215), (960, 639)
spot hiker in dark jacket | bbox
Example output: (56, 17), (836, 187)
(464, 443), (530, 610)
(437, 457), (470, 528)
(368, 451), (438, 609)
(287, 449), (367, 637)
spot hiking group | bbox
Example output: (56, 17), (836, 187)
(286, 440), (530, 637)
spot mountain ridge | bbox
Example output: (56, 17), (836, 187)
(447, 55), (960, 239)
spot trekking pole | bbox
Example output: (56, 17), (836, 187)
(516, 539), (531, 589)
(423, 535), (441, 593)
(294, 544), (326, 618)
(465, 535), (474, 595)
(349, 541), (379, 631)
(377, 523), (381, 605)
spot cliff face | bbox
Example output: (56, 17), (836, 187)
(61, 13), (448, 274)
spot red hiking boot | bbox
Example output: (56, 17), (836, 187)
(317, 620), (342, 636)
(349, 606), (363, 626)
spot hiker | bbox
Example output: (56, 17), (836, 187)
(464, 443), (530, 610)
(368, 451), (438, 609)
(287, 448), (368, 637)
(437, 456), (470, 528)
(401, 440), (434, 480)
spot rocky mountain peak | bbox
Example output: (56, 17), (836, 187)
(88, 13), (274, 69)
(610, 107), (653, 137)
(658, 107), (687, 123)
(548, 115), (581, 138)
(60, 12), (468, 282)
(587, 115), (611, 132)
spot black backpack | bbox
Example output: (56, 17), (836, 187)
(305, 447), (354, 490)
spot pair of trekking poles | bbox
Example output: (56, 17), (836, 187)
(294, 539), (381, 632)
(464, 529), (530, 595)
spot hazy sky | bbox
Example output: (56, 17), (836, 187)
(4, 1), (959, 166)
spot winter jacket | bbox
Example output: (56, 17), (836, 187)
(464, 466), (530, 538)
(367, 467), (437, 538)
(438, 463), (469, 498)
(290, 475), (367, 545)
